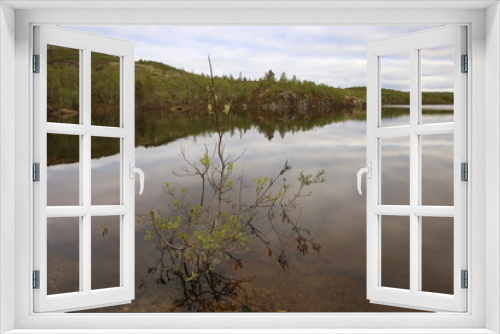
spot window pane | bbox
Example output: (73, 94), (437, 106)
(420, 44), (454, 124)
(91, 216), (121, 290)
(91, 52), (120, 127)
(47, 45), (80, 124)
(47, 217), (80, 294)
(91, 137), (121, 205)
(381, 136), (410, 205)
(421, 217), (454, 295)
(381, 215), (410, 290)
(47, 133), (80, 206)
(421, 133), (454, 206)
(380, 51), (410, 127)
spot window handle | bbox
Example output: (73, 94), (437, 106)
(357, 162), (372, 195)
(129, 162), (145, 195)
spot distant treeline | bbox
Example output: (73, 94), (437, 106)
(344, 87), (454, 106)
(46, 46), (454, 113)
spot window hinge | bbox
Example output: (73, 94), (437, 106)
(461, 162), (468, 182)
(461, 54), (468, 73)
(33, 54), (40, 73)
(461, 270), (468, 289)
(33, 270), (40, 289)
(33, 163), (40, 182)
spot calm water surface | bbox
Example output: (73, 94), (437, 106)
(47, 108), (454, 312)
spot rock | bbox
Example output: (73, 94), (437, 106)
(344, 96), (366, 113)
(256, 90), (311, 116)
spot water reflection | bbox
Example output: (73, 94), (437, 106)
(47, 217), (79, 295)
(137, 238), (267, 312)
(381, 216), (410, 289)
(91, 216), (120, 290)
(421, 217), (454, 294)
(422, 133), (454, 206)
(46, 107), (454, 312)
(381, 136), (410, 205)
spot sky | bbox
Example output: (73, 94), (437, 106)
(66, 26), (453, 91)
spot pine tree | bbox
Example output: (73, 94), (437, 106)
(280, 72), (287, 82)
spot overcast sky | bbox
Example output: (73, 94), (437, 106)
(67, 26), (453, 91)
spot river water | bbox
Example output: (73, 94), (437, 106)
(47, 107), (454, 312)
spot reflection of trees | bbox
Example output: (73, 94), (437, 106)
(134, 108), (363, 149)
(47, 106), (365, 166)
(56, 106), (449, 166)
(46, 104), (452, 167)
(140, 243), (264, 312)
(138, 59), (324, 311)
(381, 106), (453, 120)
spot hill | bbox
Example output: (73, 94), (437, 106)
(46, 46), (454, 119)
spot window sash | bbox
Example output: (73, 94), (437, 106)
(366, 26), (468, 312)
(33, 25), (136, 313)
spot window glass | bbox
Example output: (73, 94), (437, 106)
(91, 137), (121, 206)
(381, 215), (410, 290)
(47, 217), (80, 295)
(421, 217), (454, 294)
(381, 136), (410, 205)
(420, 45), (454, 124)
(92, 216), (121, 290)
(47, 134), (80, 206)
(380, 51), (410, 127)
(421, 133), (454, 206)
(47, 45), (80, 124)
(91, 52), (121, 127)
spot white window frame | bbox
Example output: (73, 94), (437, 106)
(1, 1), (499, 333)
(33, 26), (136, 313)
(366, 26), (468, 312)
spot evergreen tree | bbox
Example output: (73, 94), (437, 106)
(264, 70), (275, 82)
(279, 72), (287, 82)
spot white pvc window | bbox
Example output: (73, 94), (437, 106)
(364, 26), (467, 312)
(6, 3), (488, 330)
(33, 26), (140, 312)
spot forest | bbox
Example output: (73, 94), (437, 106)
(46, 46), (454, 117)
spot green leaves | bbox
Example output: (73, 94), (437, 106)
(101, 222), (109, 237)
(163, 182), (174, 193)
(171, 198), (180, 207)
(227, 162), (234, 174)
(199, 153), (211, 169)
(267, 190), (284, 202)
(223, 103), (231, 115)
(253, 176), (269, 191)
(298, 170), (326, 186)
(144, 230), (153, 240)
